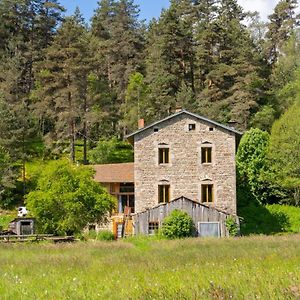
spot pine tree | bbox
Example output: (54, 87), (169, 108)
(265, 0), (299, 65)
(91, 0), (144, 135)
(195, 0), (265, 129)
(144, 0), (195, 122)
(34, 11), (92, 162)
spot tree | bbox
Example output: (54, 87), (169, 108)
(265, 0), (299, 65)
(89, 137), (133, 164)
(91, 0), (144, 135)
(0, 146), (17, 208)
(122, 72), (148, 132)
(25, 160), (115, 235)
(267, 101), (300, 205)
(236, 128), (270, 205)
(194, 0), (265, 130)
(33, 11), (92, 162)
(144, 0), (195, 122)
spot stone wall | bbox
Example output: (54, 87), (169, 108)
(134, 113), (237, 215)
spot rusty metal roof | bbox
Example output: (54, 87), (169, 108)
(93, 162), (134, 183)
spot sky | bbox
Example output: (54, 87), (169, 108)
(58, 0), (290, 23)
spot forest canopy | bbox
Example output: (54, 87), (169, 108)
(0, 0), (299, 211)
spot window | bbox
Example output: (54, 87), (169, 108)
(158, 185), (170, 203)
(201, 184), (213, 203)
(159, 148), (169, 164)
(188, 124), (196, 131)
(148, 222), (159, 235)
(198, 222), (220, 237)
(154, 127), (159, 132)
(209, 127), (214, 131)
(201, 147), (212, 163)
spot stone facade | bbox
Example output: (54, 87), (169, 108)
(133, 112), (238, 215)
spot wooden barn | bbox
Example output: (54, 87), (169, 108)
(132, 196), (239, 237)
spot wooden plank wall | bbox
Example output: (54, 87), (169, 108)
(132, 197), (239, 237)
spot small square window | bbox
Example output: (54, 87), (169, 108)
(201, 147), (212, 163)
(188, 124), (196, 131)
(209, 127), (214, 131)
(149, 222), (159, 235)
(154, 127), (159, 132)
(158, 185), (170, 203)
(159, 148), (169, 164)
(201, 184), (213, 203)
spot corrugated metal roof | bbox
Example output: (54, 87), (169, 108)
(126, 109), (243, 140)
(93, 162), (134, 183)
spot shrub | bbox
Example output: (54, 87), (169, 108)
(160, 209), (194, 239)
(238, 202), (300, 235)
(225, 216), (238, 237)
(97, 230), (115, 241)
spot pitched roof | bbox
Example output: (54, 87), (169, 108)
(126, 109), (243, 140)
(93, 162), (134, 183)
(133, 196), (237, 217)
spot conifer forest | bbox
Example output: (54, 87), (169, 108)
(0, 0), (299, 216)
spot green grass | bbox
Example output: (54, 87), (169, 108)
(0, 211), (15, 230)
(0, 235), (299, 299)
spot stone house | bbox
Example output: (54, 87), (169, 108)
(93, 109), (242, 237)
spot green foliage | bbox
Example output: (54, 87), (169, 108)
(266, 204), (300, 233)
(237, 128), (270, 205)
(239, 202), (300, 235)
(266, 102), (300, 205)
(96, 230), (115, 241)
(89, 137), (133, 164)
(122, 72), (148, 132)
(25, 160), (115, 235)
(0, 212), (15, 230)
(225, 216), (238, 237)
(160, 209), (194, 239)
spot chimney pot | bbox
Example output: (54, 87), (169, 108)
(175, 106), (182, 113)
(138, 118), (145, 129)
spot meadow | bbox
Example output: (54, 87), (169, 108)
(0, 235), (299, 299)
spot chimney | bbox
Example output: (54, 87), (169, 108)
(138, 118), (145, 129)
(227, 120), (238, 129)
(175, 105), (182, 113)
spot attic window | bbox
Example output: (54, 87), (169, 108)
(209, 127), (214, 131)
(154, 127), (159, 132)
(188, 124), (196, 131)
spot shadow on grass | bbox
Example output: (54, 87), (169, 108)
(238, 202), (290, 235)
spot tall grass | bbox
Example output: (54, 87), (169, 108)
(0, 235), (299, 299)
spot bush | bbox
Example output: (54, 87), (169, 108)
(238, 202), (300, 235)
(225, 216), (239, 237)
(266, 204), (300, 233)
(96, 230), (115, 241)
(160, 210), (194, 239)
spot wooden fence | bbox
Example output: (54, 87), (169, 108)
(0, 234), (75, 243)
